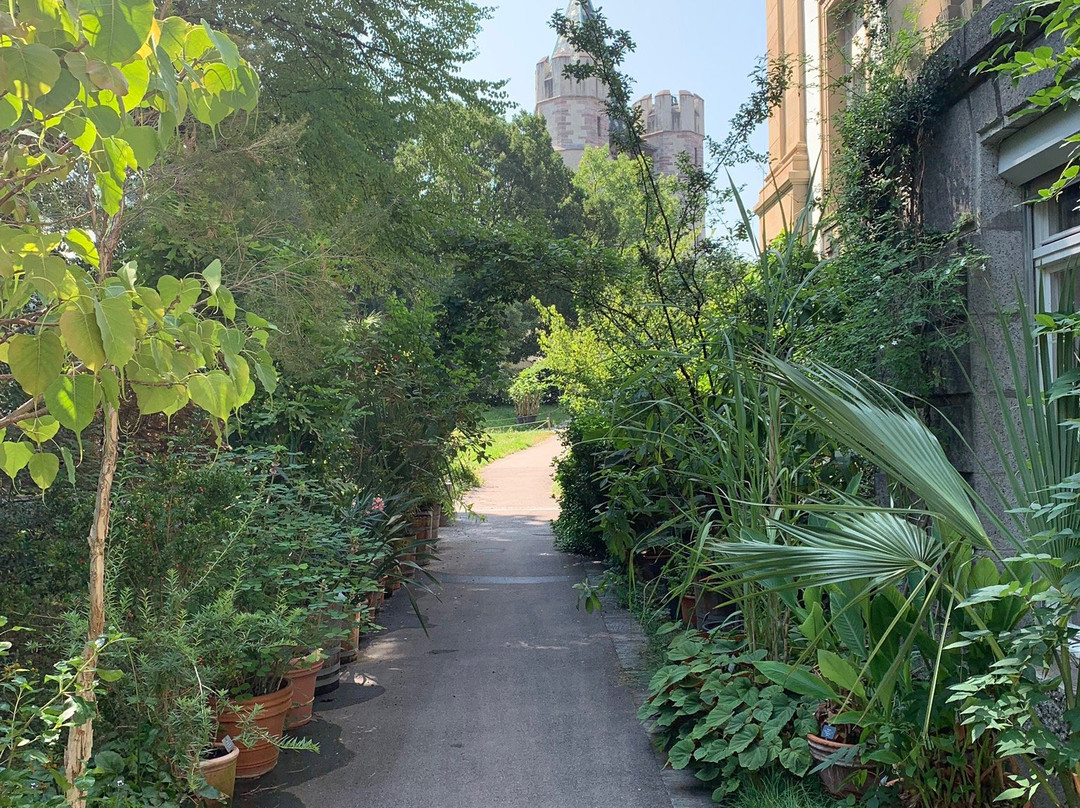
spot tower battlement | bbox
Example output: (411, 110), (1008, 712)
(535, 1), (705, 176)
(635, 91), (706, 175)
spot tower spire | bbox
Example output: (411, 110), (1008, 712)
(553, 0), (597, 57)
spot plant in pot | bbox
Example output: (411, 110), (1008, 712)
(192, 598), (314, 779)
(508, 363), (547, 424)
(712, 357), (1038, 807)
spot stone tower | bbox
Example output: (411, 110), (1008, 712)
(535, 1), (706, 176)
(636, 91), (706, 175)
(535, 0), (610, 171)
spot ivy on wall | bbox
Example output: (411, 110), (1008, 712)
(807, 6), (975, 398)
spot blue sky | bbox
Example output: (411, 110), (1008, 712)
(459, 1), (770, 224)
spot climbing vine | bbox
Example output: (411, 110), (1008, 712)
(808, 9), (973, 397)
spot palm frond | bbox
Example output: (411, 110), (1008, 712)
(712, 509), (946, 587)
(766, 357), (990, 548)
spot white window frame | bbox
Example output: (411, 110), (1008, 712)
(1033, 181), (1080, 310)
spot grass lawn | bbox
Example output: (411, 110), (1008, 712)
(456, 405), (565, 485)
(481, 403), (568, 430)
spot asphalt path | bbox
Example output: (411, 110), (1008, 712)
(240, 435), (673, 808)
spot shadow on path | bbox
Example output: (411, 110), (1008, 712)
(240, 437), (672, 808)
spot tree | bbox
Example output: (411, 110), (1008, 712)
(168, 0), (503, 221)
(398, 106), (585, 238)
(0, 4), (270, 801)
(574, 146), (681, 252)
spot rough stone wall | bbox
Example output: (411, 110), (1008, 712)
(919, 0), (1057, 537)
(636, 91), (706, 176)
(535, 54), (610, 171)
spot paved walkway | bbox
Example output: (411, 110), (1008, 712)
(240, 436), (709, 808)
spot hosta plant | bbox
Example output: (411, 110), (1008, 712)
(639, 631), (817, 800)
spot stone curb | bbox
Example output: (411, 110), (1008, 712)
(598, 592), (717, 808)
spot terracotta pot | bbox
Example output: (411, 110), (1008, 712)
(198, 743), (239, 807)
(215, 681), (293, 779)
(283, 657), (324, 730)
(340, 611), (363, 664)
(807, 732), (875, 797)
(410, 510), (432, 543)
(679, 593), (698, 626)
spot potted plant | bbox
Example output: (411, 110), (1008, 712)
(283, 648), (326, 730)
(193, 602), (303, 779)
(197, 744), (239, 807)
(508, 364), (547, 424)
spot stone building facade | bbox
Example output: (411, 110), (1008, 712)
(755, 0), (979, 240)
(759, 0), (1079, 526)
(535, 0), (705, 175)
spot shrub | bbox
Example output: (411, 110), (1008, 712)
(552, 418), (607, 557)
(639, 631), (817, 802)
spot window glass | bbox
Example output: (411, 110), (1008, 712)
(1049, 182), (1080, 237)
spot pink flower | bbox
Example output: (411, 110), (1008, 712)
(371, 496), (385, 512)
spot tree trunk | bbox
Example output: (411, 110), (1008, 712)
(63, 403), (120, 808)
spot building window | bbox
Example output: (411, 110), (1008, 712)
(647, 113), (656, 133)
(1034, 178), (1080, 310)
(544, 77), (553, 99)
(672, 110), (681, 130)
(597, 115), (602, 138)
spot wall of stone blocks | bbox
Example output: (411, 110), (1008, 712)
(918, 0), (1058, 541)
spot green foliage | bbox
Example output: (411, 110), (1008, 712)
(640, 632), (818, 801)
(730, 771), (841, 808)
(0, 620), (126, 806)
(551, 417), (607, 558)
(818, 17), (970, 397)
(399, 108), (585, 239)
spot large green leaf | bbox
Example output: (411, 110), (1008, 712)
(753, 661), (839, 702)
(34, 67), (80, 115)
(16, 415), (61, 444)
(202, 22), (240, 69)
(60, 301), (107, 371)
(817, 650), (865, 699)
(8, 331), (65, 396)
(44, 375), (100, 436)
(0, 441), (34, 480)
(0, 42), (62, 101)
(94, 294), (136, 368)
(131, 381), (187, 416)
(27, 451), (59, 490)
(80, 0), (156, 63)
(187, 370), (237, 425)
(0, 94), (22, 128)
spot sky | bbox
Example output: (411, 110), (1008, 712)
(458, 0), (770, 226)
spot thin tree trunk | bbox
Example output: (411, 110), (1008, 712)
(63, 403), (120, 808)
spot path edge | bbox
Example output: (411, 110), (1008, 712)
(598, 591), (717, 808)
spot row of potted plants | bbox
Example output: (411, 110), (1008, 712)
(196, 504), (445, 801)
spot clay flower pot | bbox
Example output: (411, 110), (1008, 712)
(283, 656), (325, 730)
(215, 681), (294, 779)
(807, 732), (875, 797)
(198, 743), (239, 807)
